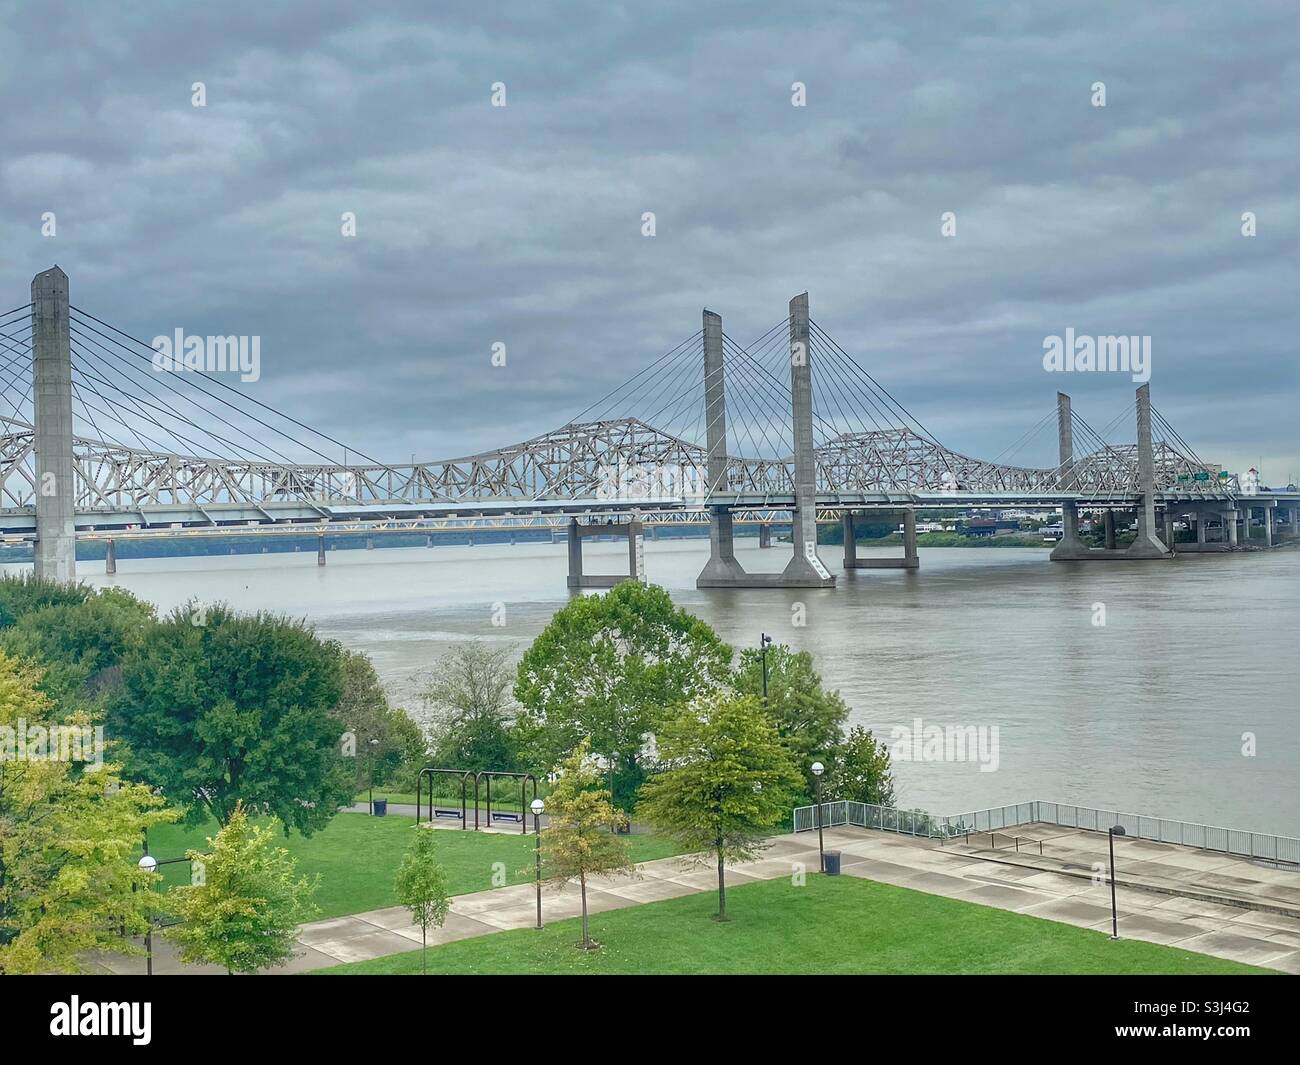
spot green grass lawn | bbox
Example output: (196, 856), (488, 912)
(314, 874), (1267, 975)
(149, 812), (681, 920)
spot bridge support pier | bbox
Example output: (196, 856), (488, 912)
(105, 538), (116, 575)
(1162, 509), (1176, 552)
(32, 266), (77, 583)
(317, 534), (327, 565)
(567, 517), (644, 589)
(1225, 510), (1239, 548)
(758, 523), (771, 548)
(842, 509), (919, 570)
(1103, 510), (1117, 550)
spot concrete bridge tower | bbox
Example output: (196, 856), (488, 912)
(781, 293), (835, 586)
(696, 308), (748, 584)
(1126, 383), (1172, 558)
(31, 266), (77, 582)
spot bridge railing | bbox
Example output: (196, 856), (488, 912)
(791, 798), (1300, 866)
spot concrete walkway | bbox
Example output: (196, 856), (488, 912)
(99, 824), (1300, 974)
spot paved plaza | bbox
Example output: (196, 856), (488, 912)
(97, 823), (1300, 974)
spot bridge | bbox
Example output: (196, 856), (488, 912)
(1, 266), (1295, 587)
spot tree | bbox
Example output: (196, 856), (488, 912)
(0, 574), (92, 631)
(637, 691), (802, 920)
(826, 726), (895, 808)
(422, 643), (519, 773)
(537, 739), (635, 950)
(515, 582), (731, 810)
(395, 827), (451, 974)
(0, 652), (172, 974)
(331, 650), (426, 792)
(165, 802), (318, 974)
(734, 644), (847, 795)
(0, 588), (156, 717)
(109, 604), (354, 834)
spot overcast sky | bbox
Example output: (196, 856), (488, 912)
(1, 1), (1296, 481)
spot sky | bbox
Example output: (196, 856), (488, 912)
(1, 1), (1296, 481)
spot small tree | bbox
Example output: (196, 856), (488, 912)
(826, 726), (895, 808)
(395, 828), (451, 974)
(538, 739), (635, 950)
(422, 643), (519, 773)
(165, 802), (318, 974)
(637, 692), (802, 920)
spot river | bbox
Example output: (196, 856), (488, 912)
(33, 538), (1299, 836)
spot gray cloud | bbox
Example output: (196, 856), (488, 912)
(1, 0), (1296, 480)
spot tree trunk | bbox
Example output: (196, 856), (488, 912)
(580, 870), (590, 948)
(422, 926), (427, 975)
(716, 849), (727, 920)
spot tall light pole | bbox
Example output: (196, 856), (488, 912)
(811, 761), (825, 873)
(760, 632), (772, 702)
(138, 855), (157, 975)
(531, 798), (546, 929)
(1108, 825), (1126, 939)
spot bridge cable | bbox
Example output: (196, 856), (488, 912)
(68, 307), (389, 469)
(70, 330), (307, 466)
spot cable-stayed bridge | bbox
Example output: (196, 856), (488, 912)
(1, 267), (1294, 588)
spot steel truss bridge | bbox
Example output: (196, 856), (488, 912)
(2, 268), (1291, 579)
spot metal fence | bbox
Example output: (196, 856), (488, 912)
(791, 798), (1300, 866)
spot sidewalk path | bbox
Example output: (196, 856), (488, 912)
(98, 824), (1300, 974)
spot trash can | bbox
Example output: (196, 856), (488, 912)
(823, 850), (841, 875)
(372, 799), (388, 817)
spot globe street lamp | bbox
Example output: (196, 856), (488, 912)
(1108, 825), (1126, 939)
(811, 761), (825, 873)
(531, 798), (546, 929)
(138, 855), (158, 976)
(760, 632), (773, 701)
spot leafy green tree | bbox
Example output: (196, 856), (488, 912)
(166, 802), (318, 974)
(0, 588), (156, 716)
(0, 574), (92, 631)
(395, 828), (451, 974)
(826, 726), (895, 808)
(331, 649), (426, 792)
(110, 604), (354, 834)
(516, 582), (731, 810)
(637, 691), (802, 920)
(422, 643), (519, 773)
(734, 644), (847, 795)
(0, 652), (173, 974)
(538, 739), (635, 950)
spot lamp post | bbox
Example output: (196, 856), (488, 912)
(760, 632), (772, 702)
(811, 761), (825, 872)
(367, 737), (379, 814)
(1108, 825), (1126, 940)
(138, 855), (157, 975)
(531, 798), (546, 929)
